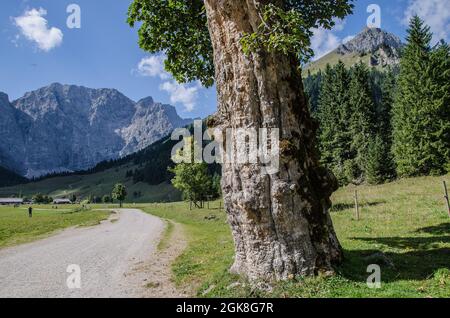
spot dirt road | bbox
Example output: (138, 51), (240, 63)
(0, 209), (184, 298)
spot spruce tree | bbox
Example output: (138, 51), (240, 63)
(379, 68), (396, 142)
(317, 64), (337, 167)
(427, 41), (450, 173)
(392, 16), (449, 176)
(375, 67), (397, 181)
(317, 61), (352, 184)
(348, 62), (377, 182)
(365, 135), (389, 184)
(304, 70), (323, 114)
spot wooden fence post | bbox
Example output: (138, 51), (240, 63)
(354, 189), (360, 221)
(443, 181), (450, 218)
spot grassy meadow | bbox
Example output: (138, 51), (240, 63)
(138, 174), (450, 298)
(0, 174), (448, 297)
(0, 205), (111, 248)
(304, 50), (372, 75)
(0, 164), (180, 203)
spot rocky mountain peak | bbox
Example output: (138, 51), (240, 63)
(0, 92), (9, 106)
(0, 84), (195, 178)
(337, 27), (403, 55)
(304, 28), (403, 75)
(136, 96), (155, 107)
(14, 83), (136, 122)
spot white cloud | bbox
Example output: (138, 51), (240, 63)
(310, 28), (341, 60)
(160, 81), (201, 112)
(403, 0), (450, 43)
(137, 55), (170, 79)
(310, 19), (349, 60)
(136, 55), (201, 112)
(14, 8), (63, 52)
(333, 19), (347, 32)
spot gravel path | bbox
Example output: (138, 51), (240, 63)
(0, 209), (166, 298)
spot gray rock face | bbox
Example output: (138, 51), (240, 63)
(0, 83), (193, 178)
(118, 96), (192, 156)
(0, 93), (26, 175)
(337, 27), (403, 66)
(337, 27), (403, 55)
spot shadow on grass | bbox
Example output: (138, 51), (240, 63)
(331, 200), (386, 212)
(339, 236), (450, 282)
(351, 236), (450, 250)
(415, 223), (450, 235)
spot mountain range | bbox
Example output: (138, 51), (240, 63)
(0, 83), (194, 178)
(0, 27), (404, 184)
(305, 27), (403, 74)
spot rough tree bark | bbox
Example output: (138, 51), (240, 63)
(204, 0), (343, 282)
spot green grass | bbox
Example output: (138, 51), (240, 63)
(303, 50), (375, 75)
(139, 202), (234, 289)
(157, 219), (175, 251)
(140, 174), (450, 298)
(0, 163), (180, 203)
(0, 205), (111, 248)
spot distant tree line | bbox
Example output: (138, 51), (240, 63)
(32, 193), (53, 204)
(129, 123), (221, 187)
(304, 16), (450, 185)
(30, 122), (221, 191)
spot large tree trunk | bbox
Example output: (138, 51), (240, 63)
(204, 0), (343, 281)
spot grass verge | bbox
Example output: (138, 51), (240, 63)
(157, 219), (175, 251)
(141, 174), (450, 298)
(0, 205), (111, 248)
(140, 202), (234, 290)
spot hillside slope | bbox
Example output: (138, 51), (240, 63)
(0, 166), (28, 188)
(0, 120), (220, 202)
(0, 123), (205, 202)
(0, 162), (180, 203)
(305, 27), (403, 74)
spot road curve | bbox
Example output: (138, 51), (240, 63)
(0, 209), (165, 298)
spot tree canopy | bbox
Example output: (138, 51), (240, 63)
(392, 16), (450, 176)
(169, 137), (220, 206)
(112, 183), (127, 206)
(316, 61), (395, 185)
(127, 0), (353, 87)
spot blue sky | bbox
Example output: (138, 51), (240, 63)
(1, 0), (449, 119)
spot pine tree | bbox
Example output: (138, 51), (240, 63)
(317, 61), (352, 184)
(392, 16), (450, 176)
(317, 64), (338, 167)
(379, 68), (396, 142)
(365, 135), (389, 184)
(304, 70), (323, 114)
(348, 62), (377, 182)
(427, 41), (450, 173)
(373, 67), (397, 182)
(318, 61), (397, 184)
